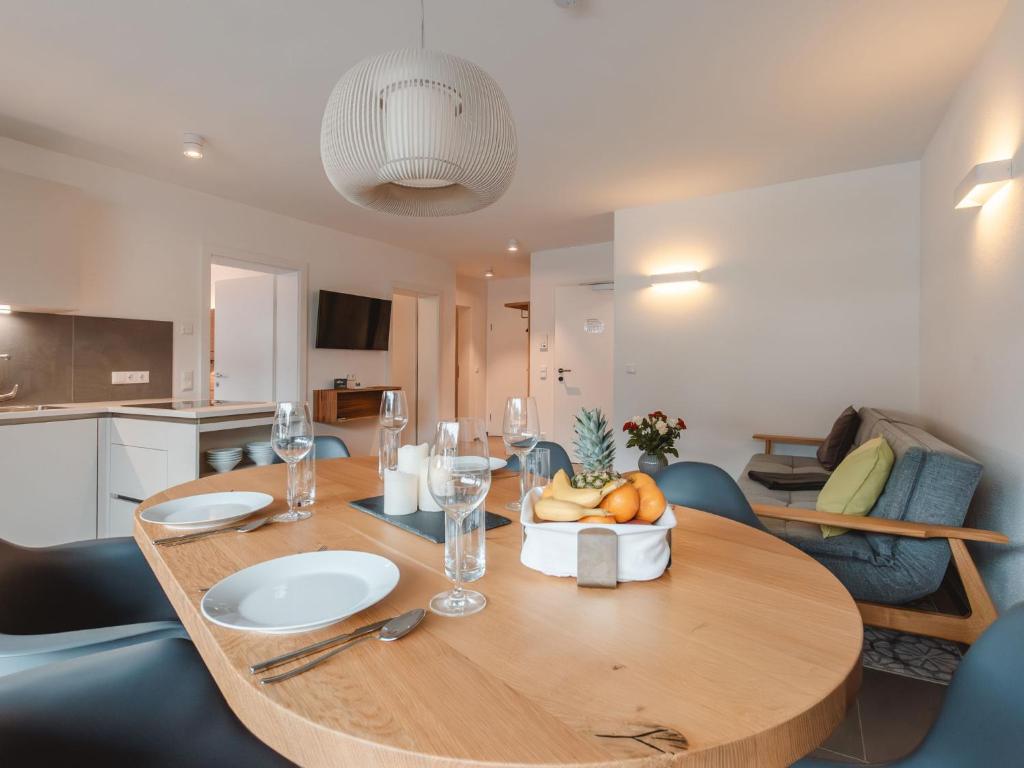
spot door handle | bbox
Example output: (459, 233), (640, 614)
(112, 493), (144, 504)
(213, 372), (226, 378)
(557, 367), (572, 382)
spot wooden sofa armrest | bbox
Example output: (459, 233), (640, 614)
(752, 503), (1009, 544)
(752, 433), (825, 455)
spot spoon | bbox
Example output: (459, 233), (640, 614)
(259, 608), (426, 685)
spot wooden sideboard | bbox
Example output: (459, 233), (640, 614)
(312, 386), (400, 425)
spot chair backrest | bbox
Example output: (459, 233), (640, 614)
(901, 602), (1024, 767)
(503, 441), (574, 478)
(272, 435), (349, 463)
(313, 435), (350, 459)
(653, 462), (767, 531)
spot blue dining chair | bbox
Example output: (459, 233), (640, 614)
(794, 601), (1024, 767)
(0, 636), (294, 766)
(0, 537), (185, 677)
(652, 462), (768, 530)
(503, 441), (575, 478)
(272, 435), (350, 464)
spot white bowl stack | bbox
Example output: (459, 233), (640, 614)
(206, 447), (243, 473)
(245, 441), (277, 466)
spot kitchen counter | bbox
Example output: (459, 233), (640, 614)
(0, 398), (276, 424)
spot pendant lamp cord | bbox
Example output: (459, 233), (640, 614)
(420, 0), (425, 48)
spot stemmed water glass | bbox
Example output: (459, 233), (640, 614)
(427, 418), (491, 617)
(271, 402), (314, 523)
(378, 390), (409, 476)
(502, 396), (540, 512)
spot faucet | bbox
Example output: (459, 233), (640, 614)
(0, 353), (17, 401)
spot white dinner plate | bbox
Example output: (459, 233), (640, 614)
(139, 491), (274, 530)
(201, 551), (400, 634)
(489, 457), (508, 471)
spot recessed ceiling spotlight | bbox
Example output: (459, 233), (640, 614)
(484, 267), (495, 278)
(182, 133), (205, 160)
(506, 238), (519, 252)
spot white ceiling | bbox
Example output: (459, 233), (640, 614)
(0, 0), (1006, 277)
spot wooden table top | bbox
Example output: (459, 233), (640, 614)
(134, 456), (862, 768)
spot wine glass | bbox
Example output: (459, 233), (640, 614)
(427, 418), (491, 617)
(378, 390), (409, 476)
(502, 396), (540, 512)
(271, 402), (314, 523)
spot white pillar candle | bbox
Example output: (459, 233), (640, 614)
(383, 469), (417, 516)
(397, 443), (428, 475)
(418, 455), (443, 512)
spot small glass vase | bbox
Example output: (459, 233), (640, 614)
(638, 452), (668, 474)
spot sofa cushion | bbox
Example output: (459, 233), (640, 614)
(817, 437), (895, 537)
(817, 406), (860, 470)
(762, 517), (882, 564)
(737, 453), (829, 509)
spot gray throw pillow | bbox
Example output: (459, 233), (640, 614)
(817, 406), (860, 471)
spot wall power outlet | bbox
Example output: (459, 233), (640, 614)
(111, 371), (150, 385)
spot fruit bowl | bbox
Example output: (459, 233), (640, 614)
(520, 487), (676, 582)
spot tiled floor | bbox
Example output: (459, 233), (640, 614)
(808, 666), (946, 763)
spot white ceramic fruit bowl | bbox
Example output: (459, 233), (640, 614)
(519, 487), (676, 582)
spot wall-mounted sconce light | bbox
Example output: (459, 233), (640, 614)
(0, 304), (10, 315)
(954, 159), (1013, 209)
(649, 271), (701, 287)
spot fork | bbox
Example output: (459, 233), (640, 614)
(154, 515), (273, 547)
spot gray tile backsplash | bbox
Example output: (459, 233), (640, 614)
(0, 311), (172, 403)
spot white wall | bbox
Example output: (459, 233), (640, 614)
(485, 277), (530, 433)
(0, 136), (456, 455)
(530, 242), (614, 438)
(614, 162), (921, 475)
(389, 293), (418, 444)
(919, 0), (1024, 609)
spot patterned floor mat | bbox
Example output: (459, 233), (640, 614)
(862, 626), (963, 685)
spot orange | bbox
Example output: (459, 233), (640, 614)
(635, 483), (667, 523)
(598, 483), (640, 523)
(578, 513), (615, 524)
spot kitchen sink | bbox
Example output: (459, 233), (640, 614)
(0, 405), (68, 413)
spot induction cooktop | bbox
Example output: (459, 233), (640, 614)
(120, 400), (262, 410)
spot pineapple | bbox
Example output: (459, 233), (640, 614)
(571, 408), (620, 489)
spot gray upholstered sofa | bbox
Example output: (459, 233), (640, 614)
(740, 408), (1004, 644)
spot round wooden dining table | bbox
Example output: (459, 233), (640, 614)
(134, 456), (862, 768)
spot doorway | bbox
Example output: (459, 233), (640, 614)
(552, 284), (614, 456)
(389, 290), (441, 444)
(455, 305), (471, 417)
(208, 259), (302, 403)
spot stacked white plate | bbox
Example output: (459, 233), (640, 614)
(245, 441), (277, 466)
(207, 446), (242, 473)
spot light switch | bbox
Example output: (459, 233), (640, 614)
(180, 322), (194, 335)
(539, 366), (548, 380)
(181, 370), (194, 391)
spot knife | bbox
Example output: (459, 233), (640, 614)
(248, 617), (391, 674)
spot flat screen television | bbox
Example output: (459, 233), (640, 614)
(315, 290), (392, 350)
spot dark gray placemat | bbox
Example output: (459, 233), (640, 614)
(349, 495), (512, 544)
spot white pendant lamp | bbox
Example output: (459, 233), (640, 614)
(320, 4), (517, 217)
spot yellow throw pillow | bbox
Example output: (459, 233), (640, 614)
(816, 436), (894, 538)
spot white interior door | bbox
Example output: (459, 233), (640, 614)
(214, 274), (275, 402)
(552, 285), (614, 457)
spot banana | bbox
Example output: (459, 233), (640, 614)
(599, 478), (627, 498)
(534, 498), (612, 522)
(548, 469), (602, 508)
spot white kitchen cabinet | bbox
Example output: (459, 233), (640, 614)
(0, 418), (98, 546)
(99, 417), (198, 538)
